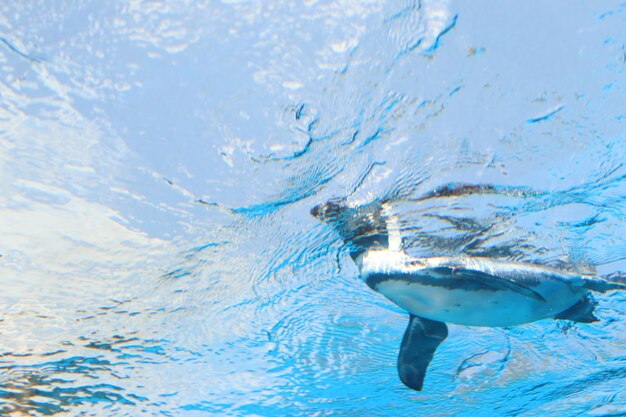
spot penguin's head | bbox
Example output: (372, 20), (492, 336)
(310, 198), (348, 223)
(311, 198), (389, 257)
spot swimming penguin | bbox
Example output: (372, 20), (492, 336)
(310, 196), (626, 391)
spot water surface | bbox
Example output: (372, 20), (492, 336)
(0, 1), (625, 416)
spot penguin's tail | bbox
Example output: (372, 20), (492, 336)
(583, 272), (626, 293)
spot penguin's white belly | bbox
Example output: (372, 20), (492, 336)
(358, 250), (588, 327)
(374, 279), (583, 327)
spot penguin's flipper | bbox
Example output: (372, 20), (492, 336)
(397, 314), (448, 391)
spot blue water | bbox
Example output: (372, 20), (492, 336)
(1, 1), (625, 416)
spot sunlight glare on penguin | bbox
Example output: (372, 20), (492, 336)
(310, 193), (626, 392)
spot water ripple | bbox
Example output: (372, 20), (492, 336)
(1, 0), (625, 415)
